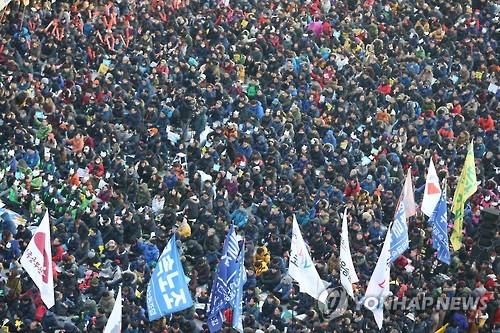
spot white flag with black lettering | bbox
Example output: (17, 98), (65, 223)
(340, 209), (359, 299)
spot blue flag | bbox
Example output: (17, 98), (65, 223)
(390, 171), (416, 262)
(428, 188), (451, 265)
(147, 234), (193, 321)
(230, 241), (246, 333)
(390, 199), (408, 262)
(207, 226), (241, 332)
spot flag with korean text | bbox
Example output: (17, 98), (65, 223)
(340, 208), (358, 299)
(20, 211), (55, 309)
(230, 241), (246, 333)
(451, 142), (477, 251)
(428, 187), (451, 265)
(389, 170), (415, 262)
(146, 234), (193, 320)
(207, 225), (242, 332)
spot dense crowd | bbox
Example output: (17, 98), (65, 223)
(0, 0), (498, 332)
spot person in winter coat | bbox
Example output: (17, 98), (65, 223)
(22, 146), (40, 169)
(41, 310), (62, 332)
(260, 266), (282, 292)
(260, 293), (279, 323)
(137, 237), (160, 266)
(135, 183), (152, 208)
(180, 195), (200, 221)
(177, 217), (192, 240)
(0, 230), (21, 265)
(0, 212), (17, 235)
(98, 291), (115, 315)
(16, 294), (37, 322)
(89, 307), (107, 332)
(230, 203), (248, 228)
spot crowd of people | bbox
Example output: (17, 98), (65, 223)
(0, 0), (498, 332)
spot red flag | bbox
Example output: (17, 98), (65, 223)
(20, 212), (55, 309)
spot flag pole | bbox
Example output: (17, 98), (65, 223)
(19, 0), (27, 32)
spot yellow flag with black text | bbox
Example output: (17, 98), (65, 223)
(450, 142), (477, 251)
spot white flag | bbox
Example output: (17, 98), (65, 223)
(340, 208), (358, 299)
(421, 159), (442, 217)
(104, 287), (122, 333)
(0, 0), (12, 12)
(402, 169), (416, 218)
(363, 227), (391, 330)
(288, 216), (327, 302)
(20, 211), (55, 309)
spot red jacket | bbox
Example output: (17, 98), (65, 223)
(52, 244), (65, 262)
(344, 182), (361, 197)
(377, 84), (392, 95)
(478, 115), (494, 131)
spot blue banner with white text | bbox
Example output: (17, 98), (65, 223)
(147, 234), (193, 321)
(207, 226), (241, 332)
(428, 190), (451, 265)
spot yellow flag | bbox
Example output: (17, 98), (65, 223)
(450, 142), (477, 251)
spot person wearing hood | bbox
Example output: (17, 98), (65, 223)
(130, 255), (151, 284)
(98, 290), (115, 315)
(180, 194), (200, 222)
(0, 212), (17, 236)
(177, 217), (192, 241)
(41, 309), (62, 332)
(135, 183), (152, 208)
(137, 236), (160, 266)
(230, 203), (248, 229)
(83, 277), (106, 302)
